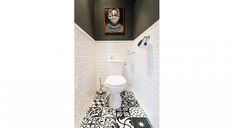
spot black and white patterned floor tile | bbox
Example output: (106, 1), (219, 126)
(120, 91), (140, 107)
(131, 118), (153, 128)
(81, 117), (116, 128)
(86, 107), (103, 117)
(128, 100), (140, 107)
(80, 91), (153, 128)
(120, 100), (129, 108)
(94, 91), (110, 101)
(121, 98), (140, 108)
(116, 107), (131, 117)
(91, 91), (110, 107)
(120, 91), (134, 98)
(80, 117), (99, 128)
(129, 107), (147, 117)
(91, 99), (108, 107)
(102, 107), (116, 117)
(116, 117), (134, 128)
(99, 117), (117, 128)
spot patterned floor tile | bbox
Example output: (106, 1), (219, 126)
(101, 107), (116, 117)
(120, 91), (134, 99)
(95, 91), (110, 101)
(81, 117), (116, 128)
(131, 118), (153, 128)
(121, 97), (139, 108)
(129, 107), (147, 117)
(91, 99), (109, 107)
(92, 91), (110, 107)
(80, 117), (100, 128)
(80, 91), (153, 128)
(86, 107), (103, 117)
(116, 117), (134, 128)
(99, 117), (116, 128)
(116, 107), (130, 117)
(120, 100), (128, 108)
(120, 90), (139, 107)
(127, 99), (140, 107)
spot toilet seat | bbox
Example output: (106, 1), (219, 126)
(105, 75), (126, 86)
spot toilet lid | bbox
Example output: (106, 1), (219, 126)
(105, 75), (126, 86)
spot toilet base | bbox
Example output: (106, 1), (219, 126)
(110, 92), (122, 109)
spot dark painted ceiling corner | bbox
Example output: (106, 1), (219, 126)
(75, 0), (159, 41)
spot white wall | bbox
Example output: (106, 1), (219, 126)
(129, 21), (159, 128)
(95, 41), (131, 88)
(74, 24), (96, 128)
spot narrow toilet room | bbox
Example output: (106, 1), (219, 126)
(75, 0), (159, 128)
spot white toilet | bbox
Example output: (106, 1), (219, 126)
(105, 59), (126, 109)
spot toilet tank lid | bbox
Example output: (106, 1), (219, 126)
(105, 75), (126, 86)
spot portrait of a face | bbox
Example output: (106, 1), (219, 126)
(104, 8), (124, 34)
(108, 9), (120, 25)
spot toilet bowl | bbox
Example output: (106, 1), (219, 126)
(105, 75), (126, 109)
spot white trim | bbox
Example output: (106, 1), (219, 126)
(95, 41), (133, 43)
(74, 23), (95, 41)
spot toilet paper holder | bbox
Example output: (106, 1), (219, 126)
(137, 35), (150, 48)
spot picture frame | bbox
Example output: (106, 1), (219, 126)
(104, 8), (125, 34)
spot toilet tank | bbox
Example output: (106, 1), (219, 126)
(107, 60), (124, 75)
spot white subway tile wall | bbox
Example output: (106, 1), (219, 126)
(129, 21), (159, 128)
(75, 24), (97, 128)
(95, 41), (131, 88)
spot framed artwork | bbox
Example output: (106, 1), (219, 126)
(104, 8), (125, 34)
